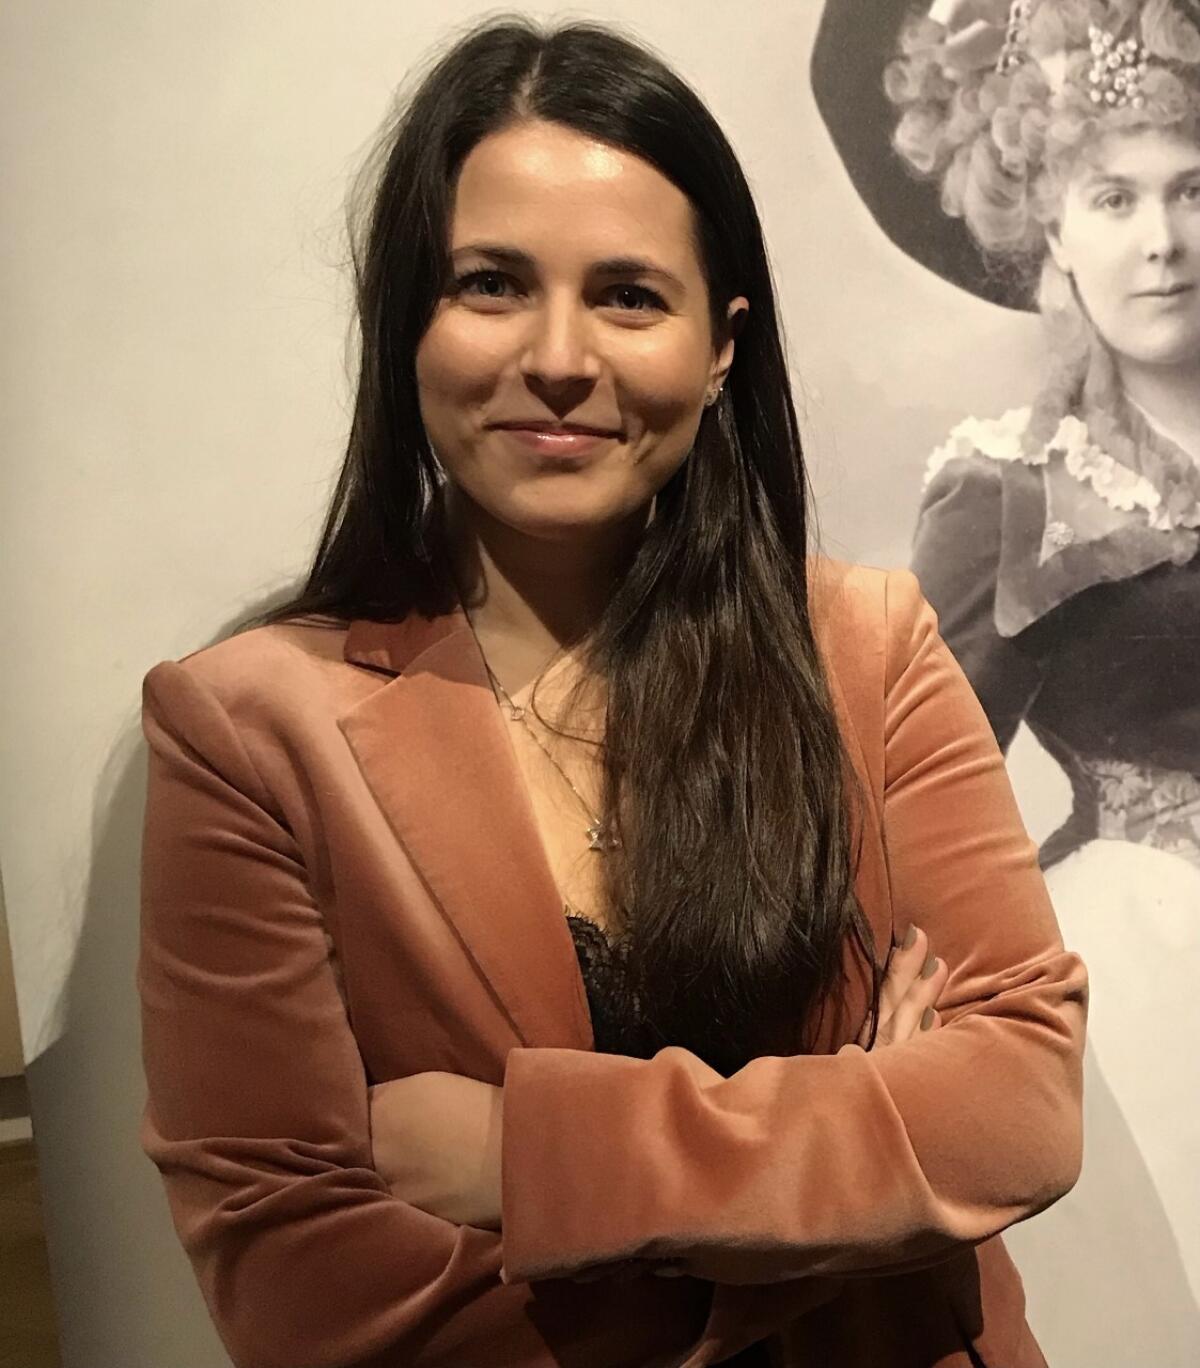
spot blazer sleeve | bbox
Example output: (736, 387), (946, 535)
(498, 568), (1087, 1287)
(909, 453), (1049, 754)
(138, 661), (511, 1368)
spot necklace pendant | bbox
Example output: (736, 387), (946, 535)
(507, 703), (526, 721)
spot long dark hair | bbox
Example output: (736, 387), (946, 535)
(242, 13), (881, 1074)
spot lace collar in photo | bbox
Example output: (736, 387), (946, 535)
(923, 402), (1200, 638)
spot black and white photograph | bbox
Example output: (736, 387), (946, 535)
(813, 3), (1200, 1361)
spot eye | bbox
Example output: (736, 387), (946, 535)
(1180, 181), (1200, 204)
(605, 283), (667, 313)
(454, 269), (516, 300)
(454, 266), (670, 313)
(1093, 188), (1132, 213)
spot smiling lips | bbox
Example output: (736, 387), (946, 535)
(491, 419), (622, 457)
(492, 420), (621, 434)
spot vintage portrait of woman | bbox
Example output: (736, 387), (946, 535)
(815, 1), (1200, 1363)
(136, 13), (1087, 1366)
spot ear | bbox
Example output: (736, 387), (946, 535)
(1045, 226), (1071, 277)
(711, 295), (750, 391)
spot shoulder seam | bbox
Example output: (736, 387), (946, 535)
(144, 660), (293, 836)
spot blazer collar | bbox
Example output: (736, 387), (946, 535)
(337, 600), (595, 1053)
(343, 607), (466, 675)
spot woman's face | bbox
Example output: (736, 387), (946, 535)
(415, 119), (747, 546)
(1048, 125), (1200, 372)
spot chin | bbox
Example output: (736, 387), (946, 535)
(1108, 318), (1200, 372)
(491, 491), (655, 540)
(1126, 339), (1200, 371)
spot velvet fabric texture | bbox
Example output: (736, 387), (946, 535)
(138, 559), (1086, 1367)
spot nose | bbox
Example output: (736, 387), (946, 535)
(518, 289), (602, 397)
(1142, 200), (1185, 264)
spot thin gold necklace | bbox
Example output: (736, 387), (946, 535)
(479, 656), (620, 854)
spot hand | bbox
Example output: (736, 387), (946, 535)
(368, 1072), (503, 1230)
(629, 929), (951, 1285)
(584, 930), (952, 1288)
(858, 923), (950, 1049)
(368, 929), (946, 1267)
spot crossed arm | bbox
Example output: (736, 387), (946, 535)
(366, 923), (952, 1238)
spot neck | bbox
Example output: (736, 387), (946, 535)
(442, 483), (648, 690)
(1116, 356), (1200, 459)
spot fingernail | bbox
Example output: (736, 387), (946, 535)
(920, 954), (938, 980)
(920, 1006), (936, 1031)
(902, 924), (918, 950)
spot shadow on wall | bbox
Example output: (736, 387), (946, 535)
(25, 589), (303, 1368)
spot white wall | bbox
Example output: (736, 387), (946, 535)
(0, 3), (1129, 1365)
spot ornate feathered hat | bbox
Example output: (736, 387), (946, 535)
(811, 0), (1200, 312)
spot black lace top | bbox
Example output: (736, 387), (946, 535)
(565, 913), (662, 1058)
(565, 914), (774, 1365)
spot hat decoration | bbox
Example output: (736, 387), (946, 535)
(811, 0), (1200, 309)
(885, 0), (1200, 278)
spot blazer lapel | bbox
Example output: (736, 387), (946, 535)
(337, 607), (594, 1052)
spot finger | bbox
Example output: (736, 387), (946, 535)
(859, 925), (930, 1046)
(886, 954), (950, 1045)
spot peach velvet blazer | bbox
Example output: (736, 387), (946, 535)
(138, 558), (1087, 1368)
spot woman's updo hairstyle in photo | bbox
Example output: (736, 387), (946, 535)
(887, 1), (1200, 451)
(887, 1), (1200, 283)
(251, 13), (879, 1077)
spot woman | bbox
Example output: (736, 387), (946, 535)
(813, 0), (1199, 1361)
(138, 15), (1084, 1367)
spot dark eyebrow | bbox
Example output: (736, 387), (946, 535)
(450, 243), (686, 291)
